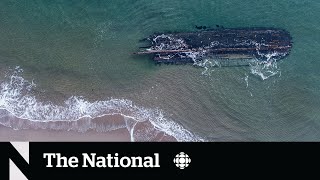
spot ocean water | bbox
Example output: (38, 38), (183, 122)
(0, 0), (320, 141)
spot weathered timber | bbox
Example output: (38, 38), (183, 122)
(136, 27), (293, 66)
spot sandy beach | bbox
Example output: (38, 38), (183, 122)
(0, 125), (131, 141)
(0, 110), (177, 142)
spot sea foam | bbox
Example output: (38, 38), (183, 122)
(0, 67), (204, 142)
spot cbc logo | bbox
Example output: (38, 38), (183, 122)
(173, 152), (191, 169)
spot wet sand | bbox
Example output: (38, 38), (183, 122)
(0, 110), (177, 142)
(0, 125), (131, 141)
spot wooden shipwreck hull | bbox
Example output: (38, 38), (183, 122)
(136, 28), (292, 66)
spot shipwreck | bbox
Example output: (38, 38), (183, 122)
(135, 27), (292, 66)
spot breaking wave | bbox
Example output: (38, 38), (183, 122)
(0, 67), (204, 142)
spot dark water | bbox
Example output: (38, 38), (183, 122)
(0, 0), (320, 141)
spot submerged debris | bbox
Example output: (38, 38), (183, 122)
(136, 28), (292, 66)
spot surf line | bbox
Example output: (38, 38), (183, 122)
(43, 153), (160, 168)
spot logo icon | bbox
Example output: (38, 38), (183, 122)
(173, 152), (191, 169)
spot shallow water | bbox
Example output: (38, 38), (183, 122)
(0, 0), (320, 141)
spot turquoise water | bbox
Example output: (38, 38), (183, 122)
(0, 0), (320, 141)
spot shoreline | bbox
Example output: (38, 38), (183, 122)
(0, 111), (178, 142)
(0, 124), (131, 142)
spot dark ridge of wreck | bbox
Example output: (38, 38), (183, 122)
(135, 28), (293, 66)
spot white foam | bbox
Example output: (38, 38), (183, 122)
(0, 67), (204, 142)
(190, 40), (284, 80)
(247, 41), (287, 80)
(249, 59), (280, 80)
(151, 34), (189, 51)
